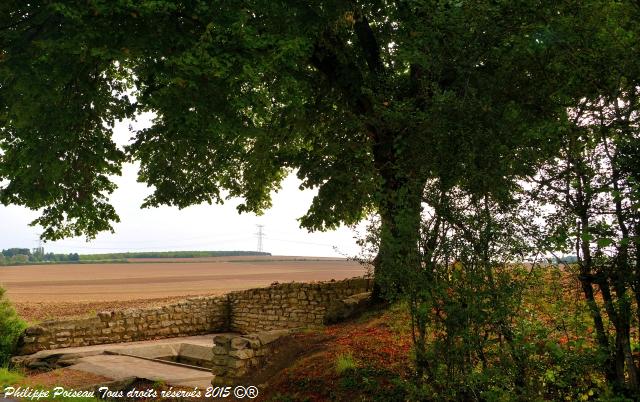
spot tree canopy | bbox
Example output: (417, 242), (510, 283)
(3, 0), (640, 396)
(1, 0), (567, 240)
(1, 0), (637, 299)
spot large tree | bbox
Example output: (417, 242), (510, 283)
(0, 1), (574, 291)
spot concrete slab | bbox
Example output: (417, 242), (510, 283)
(16, 334), (226, 360)
(14, 333), (239, 389)
(70, 355), (214, 388)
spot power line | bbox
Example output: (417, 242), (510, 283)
(268, 237), (336, 247)
(34, 232), (44, 255)
(44, 232), (248, 246)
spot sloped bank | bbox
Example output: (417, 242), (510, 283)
(17, 277), (373, 355)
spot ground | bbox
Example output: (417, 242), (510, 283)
(4, 305), (413, 402)
(0, 256), (367, 322)
(259, 304), (414, 402)
(2, 262), (619, 401)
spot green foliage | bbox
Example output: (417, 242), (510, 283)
(335, 352), (357, 375)
(1, 248), (30, 258)
(1, 0), (565, 246)
(362, 182), (625, 400)
(43, 252), (80, 262)
(0, 287), (27, 366)
(528, 1), (640, 391)
(0, 367), (23, 387)
(336, 366), (408, 402)
(1, 1), (639, 398)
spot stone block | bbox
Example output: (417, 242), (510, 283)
(227, 358), (248, 369)
(97, 311), (113, 321)
(157, 328), (171, 335)
(245, 336), (261, 349)
(25, 326), (47, 336)
(256, 329), (291, 345)
(229, 349), (255, 359)
(213, 356), (230, 366)
(230, 337), (249, 350)
(228, 367), (248, 378)
(214, 334), (232, 346)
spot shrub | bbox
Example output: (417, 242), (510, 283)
(0, 287), (27, 366)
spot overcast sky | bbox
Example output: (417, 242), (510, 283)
(0, 114), (365, 257)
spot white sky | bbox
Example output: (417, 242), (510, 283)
(0, 114), (365, 257)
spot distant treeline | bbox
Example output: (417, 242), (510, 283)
(1, 248), (79, 265)
(78, 250), (272, 260)
(0, 249), (270, 266)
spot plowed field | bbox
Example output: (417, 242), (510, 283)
(0, 256), (369, 322)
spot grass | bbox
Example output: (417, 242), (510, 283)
(0, 367), (23, 388)
(335, 353), (358, 375)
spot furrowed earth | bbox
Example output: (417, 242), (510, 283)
(0, 256), (368, 322)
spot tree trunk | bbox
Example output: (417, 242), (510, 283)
(370, 123), (425, 300)
(373, 177), (424, 299)
(612, 269), (639, 391)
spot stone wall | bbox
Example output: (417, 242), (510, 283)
(211, 330), (296, 383)
(17, 277), (372, 355)
(19, 297), (226, 355)
(229, 278), (372, 333)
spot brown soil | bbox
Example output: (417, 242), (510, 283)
(244, 333), (333, 386)
(125, 256), (347, 263)
(20, 368), (111, 389)
(12, 296), (226, 323)
(0, 256), (368, 322)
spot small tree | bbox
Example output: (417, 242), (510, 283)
(413, 186), (541, 398)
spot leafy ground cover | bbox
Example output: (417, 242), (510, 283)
(263, 304), (416, 401)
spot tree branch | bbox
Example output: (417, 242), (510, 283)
(353, 13), (383, 74)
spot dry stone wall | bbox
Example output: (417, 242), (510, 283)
(211, 330), (296, 383)
(19, 297), (226, 355)
(229, 278), (372, 333)
(17, 277), (372, 355)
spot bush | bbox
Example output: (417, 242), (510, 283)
(0, 287), (27, 366)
